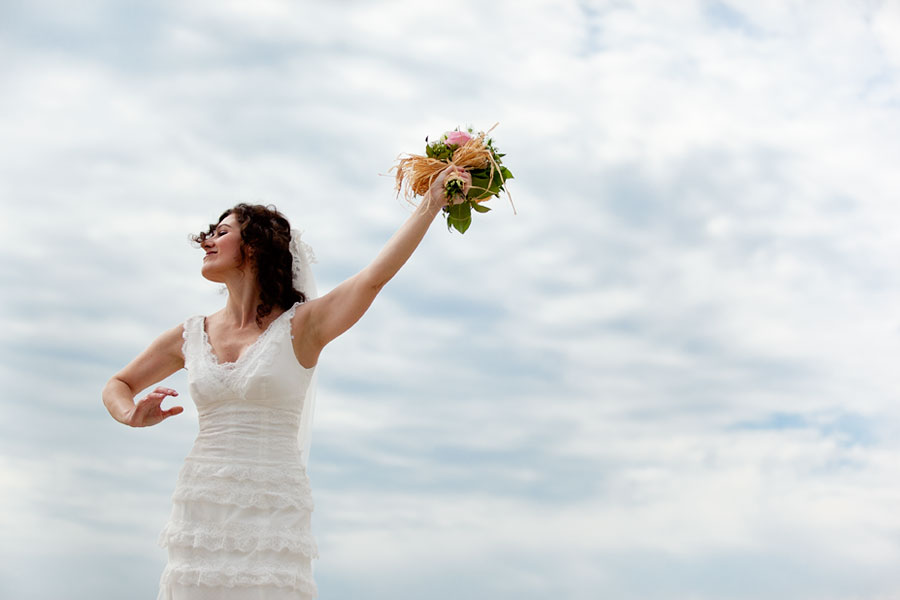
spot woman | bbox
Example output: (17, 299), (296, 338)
(102, 165), (470, 599)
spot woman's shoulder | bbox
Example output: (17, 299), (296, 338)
(143, 320), (193, 364)
(200, 307), (225, 322)
(179, 309), (217, 347)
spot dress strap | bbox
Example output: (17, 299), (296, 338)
(181, 315), (205, 370)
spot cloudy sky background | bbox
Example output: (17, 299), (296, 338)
(3, 0), (900, 598)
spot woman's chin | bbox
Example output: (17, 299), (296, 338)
(201, 266), (225, 283)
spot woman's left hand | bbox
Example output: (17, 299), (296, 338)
(425, 165), (472, 209)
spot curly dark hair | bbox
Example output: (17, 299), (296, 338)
(193, 203), (307, 326)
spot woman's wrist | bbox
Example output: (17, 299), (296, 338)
(420, 192), (446, 217)
(102, 379), (136, 425)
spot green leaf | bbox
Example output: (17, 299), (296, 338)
(425, 141), (453, 161)
(446, 202), (472, 234)
(453, 216), (471, 234)
(468, 172), (498, 201)
(447, 201), (471, 221)
(472, 202), (491, 213)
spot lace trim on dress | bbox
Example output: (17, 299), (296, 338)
(158, 521), (319, 557)
(200, 303), (299, 370)
(159, 565), (318, 595)
(178, 460), (310, 485)
(171, 483), (315, 511)
(175, 462), (313, 505)
(192, 303), (307, 392)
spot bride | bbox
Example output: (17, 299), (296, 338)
(102, 165), (470, 599)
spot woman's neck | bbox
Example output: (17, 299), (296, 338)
(222, 272), (264, 329)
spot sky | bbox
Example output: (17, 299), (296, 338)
(2, 0), (900, 598)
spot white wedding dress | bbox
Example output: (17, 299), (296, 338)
(157, 302), (318, 599)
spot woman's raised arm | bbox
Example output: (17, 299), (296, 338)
(102, 323), (185, 427)
(300, 165), (469, 357)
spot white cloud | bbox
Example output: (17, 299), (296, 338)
(4, 1), (900, 599)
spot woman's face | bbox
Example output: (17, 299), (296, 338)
(200, 213), (245, 282)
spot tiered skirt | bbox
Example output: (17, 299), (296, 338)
(157, 457), (318, 600)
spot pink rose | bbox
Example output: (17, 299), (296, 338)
(444, 130), (472, 147)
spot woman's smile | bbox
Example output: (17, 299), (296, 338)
(199, 214), (243, 279)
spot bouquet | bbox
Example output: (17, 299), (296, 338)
(393, 123), (514, 234)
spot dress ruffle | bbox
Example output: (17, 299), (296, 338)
(171, 484), (314, 512)
(159, 565), (317, 596)
(178, 460), (310, 485)
(159, 520), (319, 557)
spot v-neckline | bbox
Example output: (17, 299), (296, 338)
(201, 304), (295, 368)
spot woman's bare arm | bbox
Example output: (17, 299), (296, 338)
(102, 323), (186, 427)
(298, 165), (468, 360)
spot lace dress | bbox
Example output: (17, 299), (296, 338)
(157, 302), (318, 599)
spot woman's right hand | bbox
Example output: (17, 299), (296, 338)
(125, 387), (183, 427)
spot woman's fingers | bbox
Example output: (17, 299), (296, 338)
(145, 388), (179, 409)
(163, 405), (184, 417)
(459, 169), (472, 194)
(131, 387), (182, 426)
(143, 387), (178, 403)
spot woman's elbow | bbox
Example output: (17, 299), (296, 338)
(357, 269), (389, 294)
